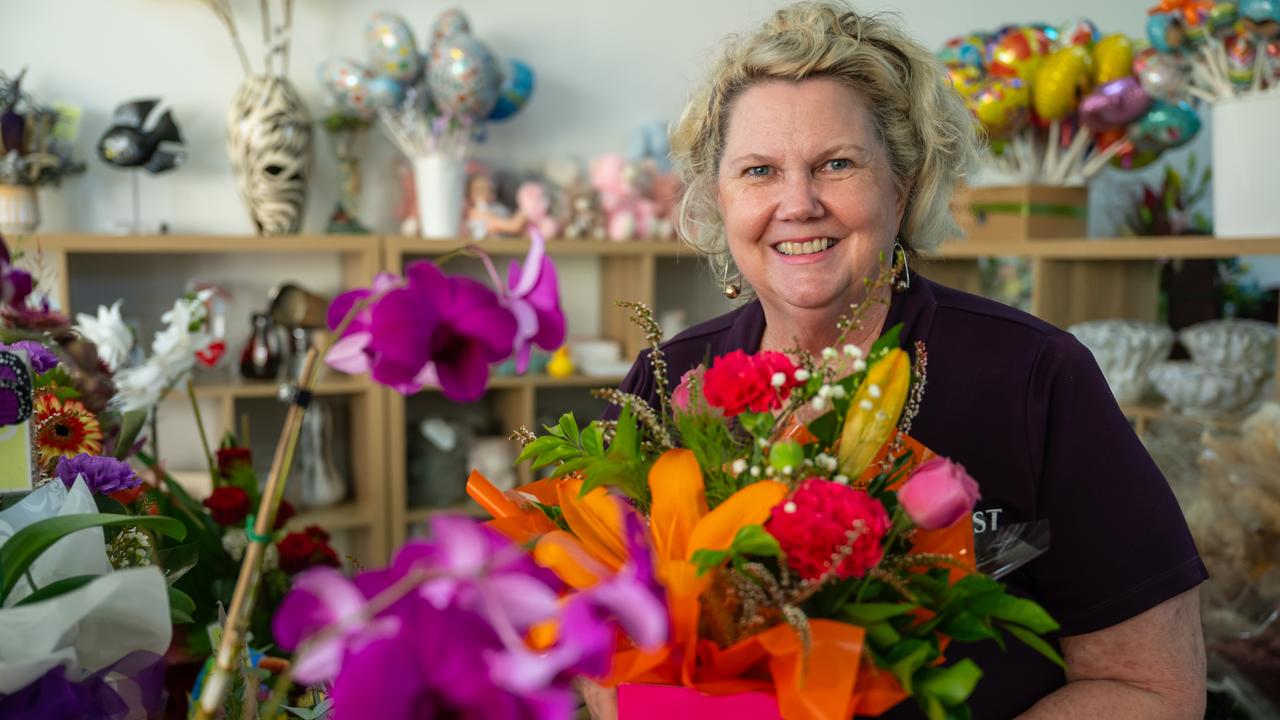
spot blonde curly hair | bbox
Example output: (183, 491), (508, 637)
(671, 1), (979, 284)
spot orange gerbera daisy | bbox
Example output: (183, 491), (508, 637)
(35, 391), (103, 467)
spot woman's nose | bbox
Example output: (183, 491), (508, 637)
(774, 173), (825, 222)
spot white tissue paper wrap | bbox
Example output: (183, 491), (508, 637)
(0, 478), (171, 694)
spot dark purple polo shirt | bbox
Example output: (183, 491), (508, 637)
(613, 273), (1207, 718)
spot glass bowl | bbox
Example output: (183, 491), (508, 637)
(1179, 319), (1277, 370)
(1148, 361), (1268, 415)
(1068, 319), (1174, 404)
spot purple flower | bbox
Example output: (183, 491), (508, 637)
(0, 340), (58, 374)
(366, 262), (517, 401)
(55, 453), (139, 494)
(505, 230), (566, 374)
(324, 272), (402, 377)
(0, 234), (33, 308)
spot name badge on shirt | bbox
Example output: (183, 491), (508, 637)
(0, 350), (35, 495)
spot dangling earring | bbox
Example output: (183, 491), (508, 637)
(892, 240), (910, 293)
(722, 263), (741, 299)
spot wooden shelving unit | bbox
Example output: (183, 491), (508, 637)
(32, 232), (1280, 561)
(21, 233), (390, 565)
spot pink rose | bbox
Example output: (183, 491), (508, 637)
(671, 366), (709, 415)
(897, 458), (980, 530)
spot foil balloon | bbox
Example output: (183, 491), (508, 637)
(1112, 146), (1160, 170)
(1136, 52), (1187, 100)
(1146, 12), (1189, 53)
(429, 8), (472, 52)
(966, 77), (1030, 138)
(489, 59), (535, 122)
(938, 35), (986, 68)
(367, 75), (406, 110)
(1059, 18), (1101, 48)
(428, 34), (502, 119)
(1080, 77), (1153, 131)
(318, 58), (378, 118)
(1241, 0), (1280, 26)
(1094, 34), (1136, 84)
(946, 64), (985, 97)
(365, 12), (421, 83)
(1033, 46), (1094, 120)
(1224, 31), (1259, 85)
(1128, 100), (1202, 153)
(1210, 2), (1241, 35)
(989, 27), (1055, 83)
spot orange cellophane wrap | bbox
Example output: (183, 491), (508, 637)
(464, 434), (977, 720)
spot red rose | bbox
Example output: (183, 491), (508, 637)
(702, 350), (800, 417)
(216, 446), (253, 478)
(273, 500), (296, 530)
(203, 486), (250, 526)
(315, 544), (341, 568)
(766, 478), (890, 581)
(277, 532), (319, 575)
(304, 525), (330, 542)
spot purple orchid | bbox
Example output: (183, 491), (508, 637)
(324, 272), (403, 378)
(273, 513), (666, 720)
(365, 262), (517, 401)
(0, 234), (33, 308)
(55, 453), (139, 494)
(0, 340), (57, 373)
(505, 230), (566, 374)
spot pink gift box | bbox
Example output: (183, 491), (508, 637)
(617, 683), (782, 720)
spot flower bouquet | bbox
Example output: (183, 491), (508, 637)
(465, 285), (1064, 719)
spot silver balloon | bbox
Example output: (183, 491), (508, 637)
(365, 12), (422, 83)
(1137, 54), (1187, 101)
(429, 8), (472, 53)
(428, 35), (501, 119)
(318, 58), (378, 119)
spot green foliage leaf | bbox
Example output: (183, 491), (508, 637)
(968, 594), (1059, 634)
(14, 574), (97, 606)
(869, 323), (903, 359)
(807, 410), (840, 449)
(550, 456), (593, 479)
(0, 513), (186, 604)
(730, 524), (781, 557)
(611, 406), (641, 460)
(939, 610), (995, 642)
(516, 435), (561, 466)
(866, 620), (903, 649)
(169, 585), (195, 624)
(917, 660), (982, 707)
(841, 602), (919, 624)
(558, 413), (581, 446)
(113, 409), (148, 460)
(885, 639), (936, 694)
(692, 549), (730, 576)
(581, 424), (604, 457)
(738, 411), (775, 439)
(1002, 622), (1066, 669)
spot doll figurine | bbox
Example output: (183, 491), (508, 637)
(465, 173), (514, 239)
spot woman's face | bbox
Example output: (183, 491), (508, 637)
(717, 77), (906, 313)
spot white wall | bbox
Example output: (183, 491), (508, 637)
(6, 0), (1172, 238)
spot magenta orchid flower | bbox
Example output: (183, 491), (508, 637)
(324, 272), (404, 377)
(504, 230), (566, 374)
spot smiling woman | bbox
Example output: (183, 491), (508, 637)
(605, 2), (1208, 719)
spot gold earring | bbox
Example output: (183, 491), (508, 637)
(892, 240), (910, 293)
(722, 264), (741, 299)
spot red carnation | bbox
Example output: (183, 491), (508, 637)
(273, 500), (296, 530)
(702, 350), (800, 417)
(203, 486), (251, 526)
(216, 446), (253, 478)
(277, 531), (319, 575)
(766, 478), (890, 581)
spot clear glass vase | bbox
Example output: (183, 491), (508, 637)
(287, 399), (347, 509)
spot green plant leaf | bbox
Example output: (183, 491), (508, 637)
(869, 323), (903, 359)
(840, 602), (919, 624)
(917, 660), (982, 707)
(1001, 623), (1066, 669)
(691, 548), (730, 576)
(885, 638), (935, 693)
(610, 406), (640, 459)
(865, 620), (903, 649)
(807, 410), (840, 449)
(939, 610), (995, 642)
(558, 413), (581, 446)
(971, 595), (1059, 634)
(169, 585), (195, 621)
(113, 409), (149, 460)
(730, 525), (781, 557)
(13, 574), (97, 606)
(0, 513), (186, 604)
(550, 456), (593, 479)
(581, 424), (604, 457)
(516, 435), (562, 466)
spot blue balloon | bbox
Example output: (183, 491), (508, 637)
(1146, 13), (1184, 53)
(488, 60), (535, 122)
(367, 74), (406, 110)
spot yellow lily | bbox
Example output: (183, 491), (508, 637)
(837, 348), (910, 478)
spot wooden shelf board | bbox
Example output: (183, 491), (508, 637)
(24, 233), (377, 254)
(936, 236), (1280, 260)
(405, 501), (488, 524)
(386, 236), (691, 259)
(290, 502), (372, 530)
(414, 374), (625, 395)
(190, 374), (372, 400)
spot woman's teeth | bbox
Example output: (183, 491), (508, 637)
(775, 238), (835, 256)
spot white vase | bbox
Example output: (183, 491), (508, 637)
(0, 185), (39, 235)
(1212, 91), (1280, 238)
(413, 153), (465, 239)
(226, 75), (313, 236)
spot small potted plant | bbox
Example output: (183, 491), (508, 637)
(0, 69), (85, 235)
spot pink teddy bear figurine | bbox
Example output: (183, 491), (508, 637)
(590, 153), (657, 241)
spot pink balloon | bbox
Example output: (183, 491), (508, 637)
(1080, 76), (1153, 132)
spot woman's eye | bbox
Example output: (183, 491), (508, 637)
(823, 159), (853, 173)
(745, 166), (772, 177)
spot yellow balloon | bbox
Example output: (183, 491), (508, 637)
(1094, 34), (1135, 84)
(1033, 46), (1094, 120)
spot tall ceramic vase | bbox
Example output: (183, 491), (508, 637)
(226, 75), (313, 235)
